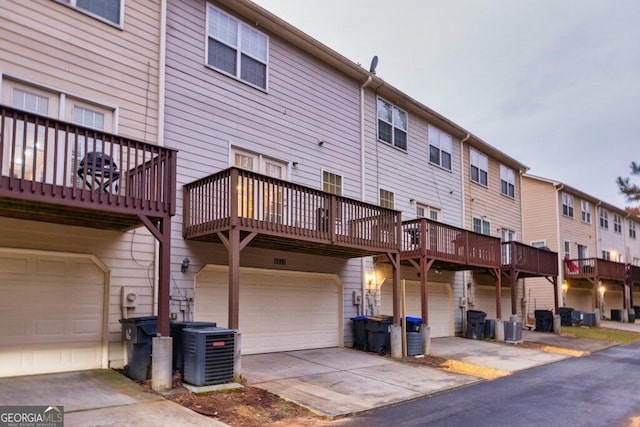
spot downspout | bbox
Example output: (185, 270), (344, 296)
(519, 170), (526, 318)
(360, 75), (373, 315)
(459, 134), (470, 330)
(555, 184), (565, 307)
(153, 0), (168, 316)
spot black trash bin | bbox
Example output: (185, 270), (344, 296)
(611, 309), (622, 322)
(366, 315), (393, 355)
(559, 307), (574, 327)
(534, 309), (553, 332)
(572, 310), (584, 326)
(466, 310), (486, 340)
(120, 316), (158, 381)
(634, 306), (640, 319)
(628, 311), (636, 323)
(350, 315), (369, 350)
(170, 321), (217, 373)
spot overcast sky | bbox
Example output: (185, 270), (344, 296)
(253, 0), (640, 208)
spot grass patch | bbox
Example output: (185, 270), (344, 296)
(561, 326), (640, 344)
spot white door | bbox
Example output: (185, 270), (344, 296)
(195, 266), (341, 354)
(475, 286), (513, 319)
(380, 280), (453, 338)
(0, 251), (106, 378)
(566, 288), (593, 312)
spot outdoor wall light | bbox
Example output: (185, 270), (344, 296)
(598, 284), (606, 295)
(562, 281), (569, 293)
(181, 257), (190, 273)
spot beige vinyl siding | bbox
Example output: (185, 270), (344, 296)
(0, 217), (156, 368)
(164, 0), (367, 339)
(362, 90), (463, 225)
(0, 0), (161, 143)
(463, 145), (522, 238)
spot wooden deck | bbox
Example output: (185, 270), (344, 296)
(501, 241), (558, 278)
(564, 258), (627, 282)
(183, 167), (402, 258)
(0, 106), (177, 230)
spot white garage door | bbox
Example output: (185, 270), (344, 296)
(195, 266), (341, 354)
(634, 291), (640, 307)
(604, 290), (624, 312)
(0, 250), (106, 378)
(566, 288), (593, 312)
(475, 286), (513, 319)
(380, 280), (453, 338)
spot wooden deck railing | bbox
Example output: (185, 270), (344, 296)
(0, 105), (177, 221)
(564, 258), (627, 282)
(501, 241), (558, 277)
(183, 167), (401, 254)
(627, 264), (640, 284)
(400, 218), (501, 269)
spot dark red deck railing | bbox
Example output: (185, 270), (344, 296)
(400, 218), (501, 269)
(183, 167), (401, 254)
(0, 105), (177, 221)
(501, 241), (558, 277)
(564, 258), (627, 282)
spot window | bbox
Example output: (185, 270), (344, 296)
(12, 88), (49, 115)
(377, 98), (407, 150)
(473, 217), (491, 235)
(577, 244), (588, 259)
(428, 125), (452, 170)
(322, 171), (342, 196)
(206, 5), (268, 89)
(470, 148), (488, 186)
(501, 229), (515, 242)
(599, 208), (608, 229)
(581, 200), (591, 224)
(500, 165), (515, 198)
(563, 241), (571, 258)
(379, 188), (394, 209)
(531, 240), (547, 249)
(561, 192), (574, 218)
(57, 0), (122, 25)
(416, 203), (440, 221)
(630, 221), (637, 239)
(601, 250), (611, 261)
(614, 214), (622, 234)
(634, 257), (640, 266)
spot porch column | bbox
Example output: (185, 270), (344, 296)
(392, 253), (401, 323)
(494, 269), (502, 319)
(591, 279), (599, 311)
(552, 277), (559, 314)
(157, 217), (171, 336)
(228, 227), (240, 329)
(420, 257), (429, 325)
(510, 270), (518, 316)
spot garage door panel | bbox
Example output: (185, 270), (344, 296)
(0, 252), (105, 378)
(566, 289), (592, 312)
(379, 281), (453, 338)
(195, 267), (340, 354)
(474, 287), (512, 319)
(604, 290), (624, 311)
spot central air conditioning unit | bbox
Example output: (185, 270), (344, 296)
(170, 321), (217, 374)
(504, 320), (523, 343)
(182, 327), (236, 386)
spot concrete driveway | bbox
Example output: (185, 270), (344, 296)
(0, 370), (224, 427)
(242, 336), (584, 419)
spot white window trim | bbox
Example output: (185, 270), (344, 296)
(530, 240), (547, 248)
(613, 214), (622, 234)
(470, 148), (489, 187)
(55, 0), (125, 29)
(379, 187), (395, 209)
(581, 200), (592, 224)
(472, 216), (491, 235)
(205, 4), (269, 92)
(376, 97), (408, 152)
(561, 192), (574, 218)
(563, 240), (571, 258)
(499, 164), (515, 199)
(599, 208), (609, 229)
(320, 169), (344, 196)
(428, 125), (452, 171)
(416, 202), (441, 221)
(630, 221), (637, 239)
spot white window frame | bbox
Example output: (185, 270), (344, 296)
(470, 148), (488, 187)
(531, 240), (547, 249)
(428, 125), (452, 170)
(581, 200), (591, 224)
(206, 4), (269, 91)
(55, 0), (124, 27)
(379, 188), (395, 209)
(601, 250), (611, 261)
(321, 170), (343, 196)
(563, 241), (571, 258)
(613, 214), (622, 234)
(562, 192), (574, 218)
(472, 217), (491, 236)
(599, 208), (609, 229)
(499, 164), (515, 198)
(630, 221), (636, 239)
(377, 98), (408, 151)
(416, 203), (440, 221)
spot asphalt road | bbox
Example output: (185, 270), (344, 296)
(340, 341), (640, 427)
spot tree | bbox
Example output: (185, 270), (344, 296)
(617, 161), (640, 204)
